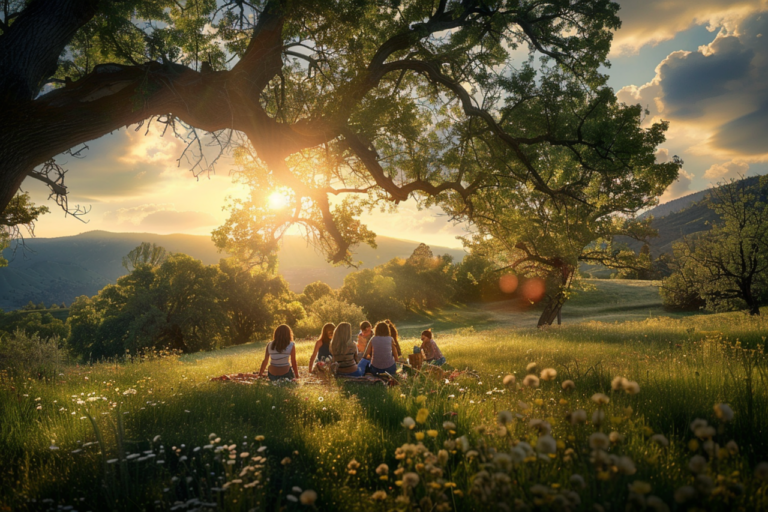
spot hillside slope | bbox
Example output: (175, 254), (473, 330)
(623, 176), (763, 257)
(0, 231), (465, 311)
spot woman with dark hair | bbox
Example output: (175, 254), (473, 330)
(258, 324), (300, 381)
(384, 319), (403, 359)
(308, 322), (335, 373)
(363, 321), (398, 376)
(420, 329), (446, 366)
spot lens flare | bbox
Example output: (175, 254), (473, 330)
(498, 274), (519, 294)
(268, 191), (290, 210)
(521, 277), (546, 302)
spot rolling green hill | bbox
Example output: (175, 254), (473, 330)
(0, 231), (465, 311)
(622, 175), (764, 257)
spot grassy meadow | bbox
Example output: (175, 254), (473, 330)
(2, 281), (768, 511)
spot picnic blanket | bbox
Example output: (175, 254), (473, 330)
(209, 367), (397, 386)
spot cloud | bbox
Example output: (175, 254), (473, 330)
(139, 210), (218, 232)
(103, 203), (175, 225)
(617, 10), (768, 173)
(611, 0), (767, 54)
(660, 168), (695, 202)
(703, 159), (750, 180)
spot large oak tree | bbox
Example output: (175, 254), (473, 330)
(1, 0), (675, 269)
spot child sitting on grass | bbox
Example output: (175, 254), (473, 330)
(420, 329), (446, 366)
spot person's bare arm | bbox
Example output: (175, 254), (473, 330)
(308, 340), (321, 373)
(258, 345), (270, 376)
(391, 340), (398, 361)
(290, 345), (299, 379)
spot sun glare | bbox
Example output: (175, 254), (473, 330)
(268, 191), (290, 210)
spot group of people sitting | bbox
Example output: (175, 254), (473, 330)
(257, 320), (445, 382)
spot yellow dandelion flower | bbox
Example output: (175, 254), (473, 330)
(427, 430), (438, 438)
(415, 432), (425, 441)
(416, 408), (429, 424)
(416, 395), (427, 405)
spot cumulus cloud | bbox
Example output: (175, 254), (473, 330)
(703, 159), (750, 180)
(660, 169), (695, 202)
(103, 203), (174, 225)
(617, 10), (768, 170)
(611, 0), (766, 54)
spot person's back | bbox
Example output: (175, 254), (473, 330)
(330, 322), (364, 376)
(369, 335), (396, 369)
(366, 322), (398, 375)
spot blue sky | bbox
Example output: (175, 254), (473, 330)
(24, 0), (768, 249)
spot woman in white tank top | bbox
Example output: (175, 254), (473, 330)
(258, 325), (300, 381)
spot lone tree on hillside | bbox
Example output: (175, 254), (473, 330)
(662, 177), (768, 316)
(2, 0), (678, 269)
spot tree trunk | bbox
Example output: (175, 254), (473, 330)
(537, 265), (574, 328)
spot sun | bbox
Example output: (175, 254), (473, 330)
(267, 191), (290, 210)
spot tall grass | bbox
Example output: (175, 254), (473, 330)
(1, 309), (767, 510)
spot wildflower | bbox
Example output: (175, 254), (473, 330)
(688, 455), (707, 474)
(494, 452), (513, 471)
(49, 445), (59, 451)
(592, 409), (605, 426)
(561, 380), (575, 391)
(415, 432), (424, 441)
(458, 436), (470, 452)
(714, 403), (734, 422)
(528, 419), (551, 435)
(536, 435), (557, 455)
(416, 408), (429, 424)
(526, 362), (538, 373)
(371, 490), (387, 501)
(688, 439), (700, 452)
(402, 417), (416, 429)
(591, 393), (609, 405)
(517, 401), (530, 410)
(694, 425), (716, 440)
(623, 381), (640, 395)
(570, 409), (587, 424)
(650, 434), (669, 447)
(416, 395), (427, 405)
(497, 410), (513, 425)
(427, 430), (438, 438)
(503, 375), (516, 386)
(726, 440), (739, 455)
(255, 435), (265, 441)
(281, 457), (291, 465)
(287, 495), (298, 503)
(589, 432), (609, 450)
(438, 450), (449, 465)
(123, 388), (137, 395)
(690, 418), (708, 433)
(540, 368), (557, 381)
(609, 431), (624, 444)
(570, 474), (585, 489)
(522, 375), (540, 388)
(318, 396), (324, 402)
(611, 376), (625, 391)
(375, 463), (389, 475)
(107, 458), (118, 464)
(297, 489), (317, 505)
(628, 481), (651, 494)
(443, 421), (456, 431)
(402, 472), (420, 488)
(646, 496), (670, 512)
(617, 456), (637, 475)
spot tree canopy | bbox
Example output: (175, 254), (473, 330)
(662, 178), (768, 316)
(1, 0), (676, 270)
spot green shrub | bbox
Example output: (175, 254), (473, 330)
(294, 296), (367, 338)
(0, 329), (67, 379)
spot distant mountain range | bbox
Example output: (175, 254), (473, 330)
(0, 231), (465, 311)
